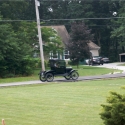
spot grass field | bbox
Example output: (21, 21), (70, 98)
(0, 65), (120, 83)
(0, 78), (125, 125)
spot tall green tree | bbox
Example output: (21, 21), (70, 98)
(41, 27), (64, 58)
(111, 1), (125, 53)
(0, 22), (20, 77)
(0, 20), (38, 77)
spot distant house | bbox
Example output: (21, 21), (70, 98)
(88, 41), (100, 56)
(42, 25), (100, 60)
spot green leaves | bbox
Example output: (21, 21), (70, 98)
(0, 23), (18, 60)
(100, 91), (125, 125)
(0, 20), (38, 77)
(42, 27), (64, 54)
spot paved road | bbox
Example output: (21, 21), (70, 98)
(94, 62), (125, 72)
(0, 62), (125, 87)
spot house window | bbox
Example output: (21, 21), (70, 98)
(49, 51), (58, 59)
(64, 50), (70, 60)
(53, 53), (58, 59)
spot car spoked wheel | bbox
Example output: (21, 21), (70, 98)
(71, 71), (79, 80)
(64, 75), (71, 80)
(46, 73), (54, 82)
(39, 72), (46, 82)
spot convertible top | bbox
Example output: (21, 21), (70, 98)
(49, 59), (66, 68)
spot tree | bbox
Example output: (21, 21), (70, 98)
(0, 0), (35, 20)
(66, 22), (93, 67)
(0, 21), (38, 77)
(0, 22), (20, 77)
(41, 27), (64, 58)
(111, 1), (125, 53)
(100, 91), (125, 125)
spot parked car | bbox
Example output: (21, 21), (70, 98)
(89, 56), (103, 65)
(102, 57), (110, 63)
(85, 59), (90, 65)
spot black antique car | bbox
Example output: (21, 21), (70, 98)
(39, 59), (79, 82)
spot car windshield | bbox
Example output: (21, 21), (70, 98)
(49, 59), (66, 67)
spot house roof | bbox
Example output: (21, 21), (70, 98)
(41, 25), (100, 50)
(119, 53), (125, 55)
(88, 41), (100, 50)
(41, 25), (70, 46)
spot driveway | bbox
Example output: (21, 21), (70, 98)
(93, 62), (125, 72)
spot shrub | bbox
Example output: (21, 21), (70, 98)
(20, 56), (36, 76)
(68, 60), (77, 65)
(100, 91), (125, 125)
(34, 58), (50, 69)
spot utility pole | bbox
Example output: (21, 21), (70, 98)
(35, 0), (45, 71)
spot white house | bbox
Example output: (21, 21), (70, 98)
(88, 41), (100, 56)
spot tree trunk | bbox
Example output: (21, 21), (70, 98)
(77, 60), (79, 69)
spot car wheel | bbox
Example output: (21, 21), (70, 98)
(39, 73), (46, 82)
(64, 75), (71, 80)
(71, 71), (79, 80)
(46, 73), (54, 82)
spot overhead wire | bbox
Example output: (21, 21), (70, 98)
(0, 16), (125, 22)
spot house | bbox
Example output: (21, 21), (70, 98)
(42, 25), (100, 61)
(41, 25), (70, 61)
(88, 41), (100, 56)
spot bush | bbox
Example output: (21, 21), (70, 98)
(20, 56), (36, 76)
(68, 60), (77, 65)
(34, 58), (50, 69)
(100, 91), (125, 125)
(0, 57), (37, 77)
(0, 57), (50, 78)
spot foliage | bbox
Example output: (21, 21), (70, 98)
(0, 22), (19, 77)
(34, 58), (50, 69)
(0, 0), (35, 20)
(42, 27), (64, 55)
(66, 22), (93, 66)
(19, 56), (36, 76)
(1, 0), (125, 77)
(0, 20), (38, 77)
(0, 0), (125, 62)
(111, 1), (125, 53)
(100, 91), (125, 125)
(40, 0), (125, 61)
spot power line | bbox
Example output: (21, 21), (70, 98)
(0, 17), (125, 22)
(42, 17), (125, 21)
(0, 0), (125, 2)
(0, 19), (35, 22)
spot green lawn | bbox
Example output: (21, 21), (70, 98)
(0, 65), (121, 83)
(0, 78), (125, 125)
